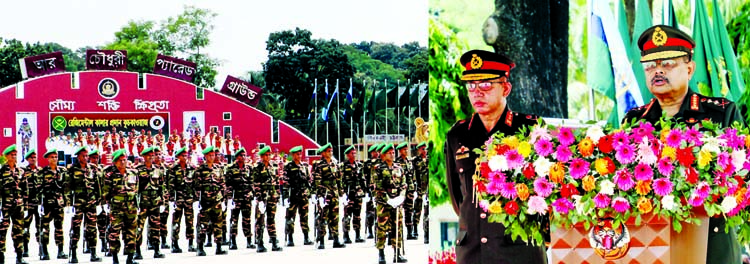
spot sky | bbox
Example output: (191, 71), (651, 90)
(0, 0), (428, 87)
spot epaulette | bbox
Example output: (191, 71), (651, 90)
(701, 96), (731, 111)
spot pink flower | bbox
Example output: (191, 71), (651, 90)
(486, 180), (503, 195)
(688, 194), (704, 207)
(479, 200), (490, 212)
(534, 139), (554, 157)
(569, 158), (589, 179)
(526, 195), (549, 215)
(615, 144), (636, 164)
(717, 152), (731, 169)
(554, 145), (573, 162)
(529, 127), (551, 144)
(719, 128), (743, 149)
(557, 127), (575, 146)
(488, 170), (506, 183)
(500, 182), (518, 199)
(637, 140), (658, 165)
(684, 126), (702, 146)
(614, 169), (635, 191)
(611, 197), (631, 213)
(594, 193), (611, 209)
(665, 129), (683, 148)
(612, 131), (630, 148)
(695, 181), (710, 200)
(552, 198), (575, 214)
(631, 122), (656, 142)
(634, 163), (654, 181)
(657, 157), (674, 176)
(653, 178), (674, 196)
(505, 150), (524, 170)
(533, 177), (553, 198)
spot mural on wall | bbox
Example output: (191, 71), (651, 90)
(183, 111), (205, 138)
(16, 112), (37, 165)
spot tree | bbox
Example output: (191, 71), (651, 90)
(102, 20), (160, 74)
(245, 70), (265, 88)
(402, 50), (428, 83)
(0, 39), (85, 88)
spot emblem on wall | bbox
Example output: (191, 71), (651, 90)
(589, 217), (630, 260)
(98, 78), (120, 99)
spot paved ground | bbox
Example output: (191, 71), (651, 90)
(2, 203), (428, 264)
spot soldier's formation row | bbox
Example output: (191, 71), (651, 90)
(0, 141), (429, 264)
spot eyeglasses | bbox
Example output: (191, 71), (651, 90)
(465, 81), (507, 92)
(642, 59), (682, 72)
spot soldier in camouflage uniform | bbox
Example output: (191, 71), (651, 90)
(37, 149), (68, 261)
(21, 150), (39, 258)
(133, 147), (166, 259)
(312, 143), (346, 249)
(411, 142), (429, 244)
(65, 147), (102, 263)
(0, 145), (29, 264)
(194, 147), (228, 256)
(253, 146), (282, 252)
(153, 154), (170, 251)
(88, 151), (111, 255)
(362, 144), (381, 240)
(166, 147), (196, 253)
(374, 144), (407, 264)
(103, 149), (140, 264)
(282, 146), (313, 247)
(395, 143), (417, 240)
(341, 146), (366, 244)
(224, 148), (255, 250)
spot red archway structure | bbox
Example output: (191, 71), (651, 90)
(0, 71), (320, 166)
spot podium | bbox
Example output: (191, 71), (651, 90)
(549, 213), (709, 264)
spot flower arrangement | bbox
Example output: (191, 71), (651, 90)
(473, 118), (750, 246)
(429, 248), (456, 264)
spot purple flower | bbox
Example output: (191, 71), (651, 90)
(500, 182), (518, 199)
(569, 158), (590, 179)
(554, 145), (573, 162)
(719, 128), (744, 149)
(557, 127), (575, 147)
(594, 193), (611, 209)
(552, 198), (575, 214)
(657, 157), (674, 176)
(506, 150), (524, 170)
(533, 177), (553, 198)
(665, 129), (683, 148)
(653, 178), (674, 196)
(612, 197), (631, 213)
(634, 163), (654, 181)
(534, 139), (554, 157)
(615, 144), (636, 164)
(614, 169), (635, 191)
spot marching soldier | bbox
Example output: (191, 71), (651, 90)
(21, 150), (39, 258)
(224, 148), (256, 250)
(133, 147), (166, 259)
(395, 143), (417, 240)
(411, 142), (429, 244)
(153, 153), (170, 251)
(374, 144), (407, 264)
(66, 147), (103, 263)
(341, 146), (366, 244)
(167, 147), (196, 253)
(312, 143), (346, 249)
(37, 149), (69, 261)
(88, 150), (111, 255)
(194, 147), (228, 256)
(253, 146), (283, 252)
(0, 145), (29, 264)
(362, 144), (381, 240)
(103, 149), (139, 264)
(282, 146), (313, 247)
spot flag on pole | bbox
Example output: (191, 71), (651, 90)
(589, 0), (644, 127)
(323, 87), (339, 122)
(711, 0), (745, 100)
(629, 0), (653, 103)
(308, 81), (317, 120)
(661, 0), (679, 27)
(691, 0), (736, 99)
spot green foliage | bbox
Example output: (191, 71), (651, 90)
(255, 92), (287, 120)
(245, 70), (265, 88)
(0, 39), (85, 88)
(728, 1), (750, 123)
(103, 21), (159, 74)
(428, 16), (472, 206)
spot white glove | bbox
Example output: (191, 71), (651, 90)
(341, 196), (348, 206)
(193, 201), (201, 211)
(38, 205), (45, 215)
(258, 201), (266, 214)
(227, 199), (235, 210)
(388, 196), (405, 208)
(24, 210), (28, 218)
(423, 194), (428, 202)
(65, 206), (76, 214)
(317, 197), (326, 208)
(251, 199), (258, 207)
(103, 204), (110, 214)
(284, 198), (289, 207)
(96, 205), (102, 215)
(170, 202), (176, 210)
(221, 201), (227, 212)
(159, 205), (166, 213)
(364, 193), (371, 203)
(311, 194), (317, 201)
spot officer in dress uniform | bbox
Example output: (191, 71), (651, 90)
(622, 25), (745, 264)
(445, 50), (545, 264)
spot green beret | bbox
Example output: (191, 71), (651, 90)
(112, 149), (126, 161)
(368, 144), (378, 152)
(201, 146), (215, 155)
(3, 145), (17, 156)
(175, 147), (187, 156)
(290, 146), (303, 154)
(234, 147), (246, 156)
(140, 147), (155, 156)
(381, 144), (394, 154)
(375, 143), (384, 152)
(317, 143), (332, 155)
(344, 145), (355, 154)
(152, 147), (161, 153)
(74, 146), (88, 156)
(43, 149), (57, 158)
(24, 149), (36, 160)
(396, 142), (408, 150)
(88, 149), (99, 156)
(259, 146), (271, 156)
(417, 142), (427, 149)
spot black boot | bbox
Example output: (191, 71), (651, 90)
(367, 226), (374, 239)
(83, 242), (90, 254)
(303, 233), (313, 246)
(23, 242), (29, 257)
(215, 243), (227, 255)
(125, 253), (138, 264)
(196, 241), (206, 257)
(132, 247), (142, 260)
(377, 249), (386, 264)
(412, 225), (419, 238)
(355, 231), (365, 243)
(90, 248), (101, 262)
(424, 231), (429, 244)
(40, 244), (50, 261)
(327, 233), (333, 241)
(0, 252), (3, 264)
(343, 232), (352, 244)
(395, 248), (408, 263)
(100, 240), (107, 253)
(69, 247), (78, 264)
(316, 237), (325, 250)
(246, 237), (255, 249)
(153, 243), (165, 259)
(204, 234), (212, 247)
(406, 226), (417, 240)
(229, 236), (238, 250)
(104, 247), (112, 257)
(187, 239), (196, 252)
(271, 238), (282, 252)
(332, 236), (346, 248)
(16, 252), (28, 264)
(146, 240), (153, 251)
(160, 236), (169, 249)
(111, 253), (118, 264)
(256, 240), (267, 253)
(285, 233), (294, 247)
(171, 240), (182, 253)
(56, 245), (68, 259)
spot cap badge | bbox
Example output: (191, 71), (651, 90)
(470, 54), (483, 69)
(652, 27), (668, 47)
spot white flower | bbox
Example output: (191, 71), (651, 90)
(488, 155), (509, 172)
(720, 196), (738, 214)
(586, 125), (606, 144)
(661, 195), (677, 211)
(700, 136), (725, 154)
(637, 138), (657, 165)
(599, 179), (615, 196)
(572, 195), (590, 215)
(529, 125), (551, 144)
(731, 150), (746, 173)
(533, 157), (552, 177)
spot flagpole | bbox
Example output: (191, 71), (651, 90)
(326, 79), (329, 145)
(408, 79), (411, 144)
(373, 80), (377, 137)
(589, 86), (596, 121)
(385, 79), (388, 142)
(418, 80), (421, 119)
(397, 79), (400, 140)
(350, 78), (354, 151)
(336, 78), (341, 160)
(363, 79), (367, 153)
(314, 79), (318, 143)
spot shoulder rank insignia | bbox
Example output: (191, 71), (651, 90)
(691, 94), (700, 110)
(505, 111), (514, 126)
